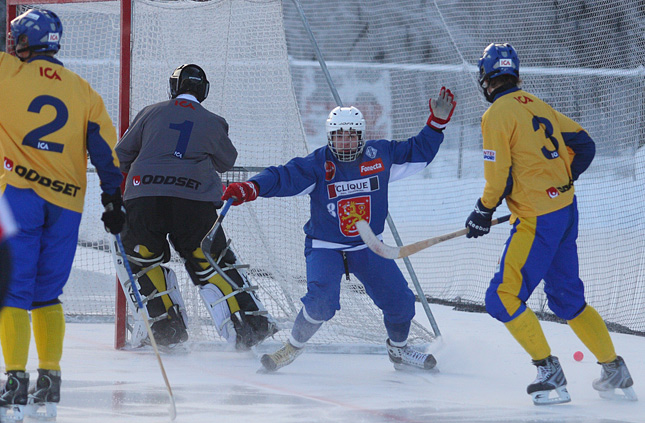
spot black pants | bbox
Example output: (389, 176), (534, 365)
(122, 196), (228, 262)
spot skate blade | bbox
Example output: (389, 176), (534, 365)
(531, 386), (571, 405)
(393, 362), (440, 374)
(0, 404), (26, 422)
(25, 402), (57, 420)
(598, 386), (638, 401)
(256, 366), (274, 374)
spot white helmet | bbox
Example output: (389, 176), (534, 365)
(326, 106), (366, 162)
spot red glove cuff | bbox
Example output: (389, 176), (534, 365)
(426, 100), (456, 130)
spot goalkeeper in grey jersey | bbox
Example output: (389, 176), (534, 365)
(115, 64), (276, 349)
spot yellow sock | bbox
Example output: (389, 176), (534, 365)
(504, 308), (551, 361)
(32, 304), (65, 371)
(568, 305), (616, 363)
(136, 245), (173, 311)
(0, 307), (31, 371)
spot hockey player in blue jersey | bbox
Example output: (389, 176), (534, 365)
(223, 87), (457, 372)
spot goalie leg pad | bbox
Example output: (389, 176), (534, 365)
(185, 247), (277, 349)
(149, 267), (189, 347)
(113, 241), (188, 346)
(199, 284), (236, 345)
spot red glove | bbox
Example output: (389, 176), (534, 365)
(427, 86), (457, 131)
(222, 181), (259, 206)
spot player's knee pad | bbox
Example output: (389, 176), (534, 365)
(185, 247), (277, 349)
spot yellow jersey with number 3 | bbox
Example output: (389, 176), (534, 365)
(480, 88), (592, 218)
(0, 53), (121, 213)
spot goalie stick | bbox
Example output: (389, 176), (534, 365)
(200, 198), (234, 258)
(112, 234), (177, 421)
(356, 214), (512, 259)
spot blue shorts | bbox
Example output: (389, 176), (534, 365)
(485, 198), (586, 322)
(4, 186), (81, 310)
(301, 246), (415, 323)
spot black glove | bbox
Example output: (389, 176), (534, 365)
(101, 191), (126, 234)
(465, 198), (495, 238)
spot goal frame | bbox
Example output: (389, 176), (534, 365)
(5, 0), (440, 352)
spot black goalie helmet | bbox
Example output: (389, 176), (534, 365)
(168, 64), (210, 102)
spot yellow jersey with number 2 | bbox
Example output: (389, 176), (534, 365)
(0, 52), (121, 213)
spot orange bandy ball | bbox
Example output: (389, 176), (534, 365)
(573, 351), (584, 361)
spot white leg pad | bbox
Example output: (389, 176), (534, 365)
(162, 266), (188, 326)
(199, 284), (236, 344)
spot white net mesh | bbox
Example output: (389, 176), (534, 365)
(13, 0), (644, 345)
(17, 0), (434, 349)
(284, 0), (645, 334)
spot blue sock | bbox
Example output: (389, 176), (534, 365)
(290, 308), (323, 347)
(384, 319), (410, 344)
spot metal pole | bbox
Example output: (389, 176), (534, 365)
(291, 0), (440, 338)
(290, 0), (343, 107)
(386, 214), (441, 337)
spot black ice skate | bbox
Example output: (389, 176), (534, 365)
(26, 369), (61, 419)
(150, 305), (189, 348)
(260, 342), (303, 372)
(527, 355), (571, 405)
(0, 370), (29, 422)
(593, 356), (637, 401)
(386, 339), (437, 371)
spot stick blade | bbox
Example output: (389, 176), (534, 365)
(355, 220), (400, 259)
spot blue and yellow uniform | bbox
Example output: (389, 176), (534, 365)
(0, 51), (121, 374)
(481, 86), (616, 364)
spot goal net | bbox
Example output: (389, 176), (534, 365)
(7, 0), (435, 351)
(284, 0), (645, 334)
(8, 0), (644, 350)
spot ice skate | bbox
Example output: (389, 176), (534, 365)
(260, 342), (303, 372)
(527, 355), (570, 405)
(25, 369), (61, 420)
(593, 356), (637, 401)
(386, 339), (437, 371)
(0, 371), (29, 422)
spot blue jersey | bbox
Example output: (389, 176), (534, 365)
(251, 125), (443, 249)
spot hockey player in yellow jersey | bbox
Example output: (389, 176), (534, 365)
(465, 43), (636, 405)
(0, 9), (124, 420)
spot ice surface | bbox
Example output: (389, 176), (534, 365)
(4, 303), (642, 422)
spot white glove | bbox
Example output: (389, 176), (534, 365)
(427, 87), (457, 130)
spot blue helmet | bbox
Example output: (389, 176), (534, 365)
(478, 43), (519, 87)
(10, 9), (63, 55)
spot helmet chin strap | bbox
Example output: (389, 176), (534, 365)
(14, 45), (34, 62)
(484, 81), (517, 103)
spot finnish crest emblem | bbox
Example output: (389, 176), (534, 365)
(365, 146), (377, 159)
(338, 196), (371, 237)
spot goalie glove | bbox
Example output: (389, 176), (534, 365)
(427, 86), (457, 131)
(222, 181), (259, 206)
(465, 198), (495, 239)
(101, 190), (126, 234)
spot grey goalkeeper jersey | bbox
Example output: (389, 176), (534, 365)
(115, 95), (237, 206)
